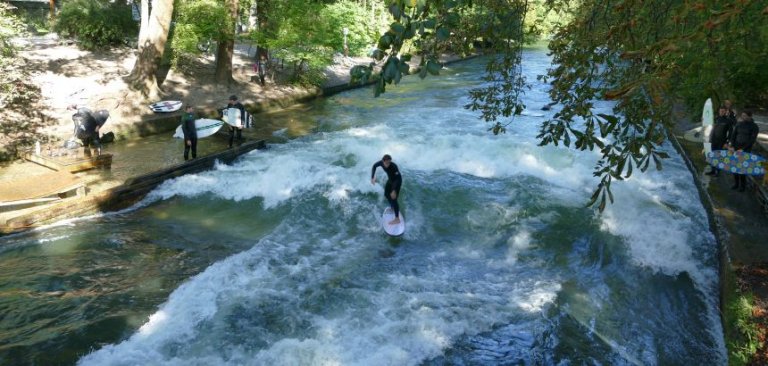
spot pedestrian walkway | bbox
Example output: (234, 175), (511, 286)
(0, 129), (267, 234)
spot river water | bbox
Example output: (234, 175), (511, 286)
(0, 49), (725, 365)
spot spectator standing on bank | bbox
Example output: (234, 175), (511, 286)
(727, 110), (759, 192)
(706, 105), (734, 176)
(257, 56), (266, 86)
(221, 95), (246, 148)
(724, 99), (738, 123)
(181, 105), (198, 161)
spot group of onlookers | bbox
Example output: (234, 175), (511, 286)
(706, 100), (761, 192)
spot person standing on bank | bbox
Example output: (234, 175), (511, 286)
(222, 95), (246, 148)
(68, 104), (109, 156)
(257, 56), (267, 86)
(724, 99), (738, 123)
(371, 154), (403, 225)
(181, 105), (197, 161)
(706, 105), (734, 176)
(727, 110), (759, 192)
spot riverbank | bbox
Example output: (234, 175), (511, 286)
(671, 111), (768, 364)
(0, 36), (465, 232)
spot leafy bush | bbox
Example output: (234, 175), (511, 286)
(0, 3), (54, 162)
(318, 0), (386, 57)
(725, 290), (763, 366)
(53, 0), (137, 50)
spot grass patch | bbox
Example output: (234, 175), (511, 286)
(723, 265), (764, 365)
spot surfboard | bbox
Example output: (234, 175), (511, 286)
(150, 100), (183, 113)
(520, 111), (545, 117)
(702, 98), (714, 154)
(223, 107), (242, 128)
(682, 126), (705, 143)
(173, 119), (224, 139)
(706, 150), (766, 175)
(382, 207), (405, 236)
(221, 108), (254, 128)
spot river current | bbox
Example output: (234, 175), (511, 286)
(0, 49), (725, 365)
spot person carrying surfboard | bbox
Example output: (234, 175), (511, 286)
(221, 95), (246, 148)
(727, 110), (759, 192)
(371, 154), (403, 225)
(181, 105), (198, 160)
(706, 106), (734, 177)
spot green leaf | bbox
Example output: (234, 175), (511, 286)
(436, 26), (450, 41)
(390, 22), (405, 36)
(598, 190), (607, 212)
(426, 60), (441, 75)
(418, 65), (428, 79)
(398, 60), (410, 74)
(388, 4), (402, 20)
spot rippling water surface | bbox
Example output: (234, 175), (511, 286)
(0, 49), (725, 365)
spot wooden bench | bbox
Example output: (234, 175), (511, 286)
(0, 171), (85, 212)
(24, 152), (112, 173)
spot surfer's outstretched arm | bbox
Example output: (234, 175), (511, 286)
(371, 161), (383, 184)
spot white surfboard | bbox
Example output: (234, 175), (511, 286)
(521, 111), (545, 117)
(702, 98), (714, 154)
(382, 207), (405, 236)
(173, 118), (224, 139)
(682, 126), (705, 143)
(223, 107), (242, 128)
(150, 100), (183, 113)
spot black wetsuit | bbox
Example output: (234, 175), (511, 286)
(371, 160), (402, 218)
(710, 115), (733, 150)
(181, 112), (197, 160)
(728, 117), (760, 190)
(221, 102), (246, 147)
(73, 107), (108, 155)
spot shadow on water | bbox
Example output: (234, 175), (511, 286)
(0, 195), (287, 365)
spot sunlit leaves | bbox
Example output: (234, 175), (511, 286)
(539, 0), (768, 211)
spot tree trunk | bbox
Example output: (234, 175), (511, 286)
(214, 0), (238, 84)
(248, 0), (257, 31)
(254, 0), (270, 68)
(128, 0), (174, 99)
(137, 0), (150, 49)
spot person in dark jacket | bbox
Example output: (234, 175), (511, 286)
(706, 106), (734, 176)
(727, 110), (760, 191)
(221, 95), (246, 148)
(371, 154), (403, 225)
(181, 105), (198, 160)
(724, 99), (737, 124)
(68, 104), (109, 156)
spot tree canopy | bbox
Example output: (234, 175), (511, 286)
(362, 0), (767, 211)
(540, 0), (768, 210)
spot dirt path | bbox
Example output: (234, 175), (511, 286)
(13, 34), (370, 143)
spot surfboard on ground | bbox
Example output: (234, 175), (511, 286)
(150, 100), (183, 113)
(706, 149), (766, 175)
(382, 207), (405, 236)
(702, 98), (714, 154)
(173, 119), (224, 139)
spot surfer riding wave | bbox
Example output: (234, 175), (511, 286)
(371, 154), (402, 225)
